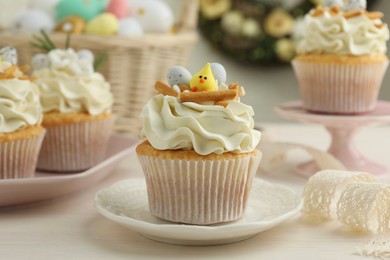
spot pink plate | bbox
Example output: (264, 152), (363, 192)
(276, 101), (390, 177)
(0, 135), (139, 207)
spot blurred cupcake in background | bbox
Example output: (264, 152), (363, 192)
(293, 0), (389, 114)
(32, 35), (114, 172)
(0, 47), (44, 179)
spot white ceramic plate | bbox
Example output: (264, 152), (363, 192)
(95, 178), (302, 246)
(0, 135), (139, 208)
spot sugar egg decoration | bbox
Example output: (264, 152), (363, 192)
(344, 0), (367, 11)
(77, 49), (95, 63)
(12, 9), (55, 33)
(167, 66), (192, 87)
(32, 53), (50, 70)
(0, 47), (18, 65)
(127, 0), (174, 33)
(210, 63), (227, 85)
(322, 0), (344, 8)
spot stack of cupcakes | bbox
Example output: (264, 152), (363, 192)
(0, 47), (44, 179)
(293, 0), (389, 114)
(137, 63), (262, 225)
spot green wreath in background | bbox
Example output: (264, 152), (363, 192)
(199, 0), (380, 65)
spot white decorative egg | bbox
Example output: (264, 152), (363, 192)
(323, 0), (344, 8)
(210, 63), (227, 85)
(167, 66), (192, 87)
(32, 53), (50, 70)
(118, 18), (144, 36)
(29, 0), (60, 18)
(344, 0), (366, 11)
(77, 49), (95, 63)
(12, 9), (55, 33)
(127, 0), (174, 33)
(0, 47), (18, 65)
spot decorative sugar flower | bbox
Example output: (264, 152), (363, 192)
(264, 9), (295, 38)
(200, 0), (232, 20)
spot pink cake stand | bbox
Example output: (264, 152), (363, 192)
(275, 101), (390, 178)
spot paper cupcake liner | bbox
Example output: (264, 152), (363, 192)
(37, 117), (114, 172)
(292, 60), (389, 114)
(0, 130), (46, 179)
(137, 151), (262, 225)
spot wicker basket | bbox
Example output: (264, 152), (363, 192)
(0, 0), (199, 135)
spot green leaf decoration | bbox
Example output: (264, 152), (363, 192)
(31, 30), (57, 52)
(93, 51), (108, 71)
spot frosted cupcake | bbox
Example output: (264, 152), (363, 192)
(32, 48), (114, 172)
(0, 47), (44, 179)
(137, 63), (262, 225)
(293, 1), (389, 114)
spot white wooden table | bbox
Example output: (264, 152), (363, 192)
(1, 124), (389, 260)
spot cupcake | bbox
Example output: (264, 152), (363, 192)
(0, 47), (45, 179)
(136, 63), (262, 225)
(32, 48), (114, 172)
(293, 1), (389, 114)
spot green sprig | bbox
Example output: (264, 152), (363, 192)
(93, 51), (108, 71)
(31, 30), (57, 52)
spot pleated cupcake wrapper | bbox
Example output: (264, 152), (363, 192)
(138, 152), (262, 225)
(292, 60), (389, 114)
(0, 130), (46, 179)
(37, 117), (114, 172)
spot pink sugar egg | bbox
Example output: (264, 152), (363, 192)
(106, 0), (129, 19)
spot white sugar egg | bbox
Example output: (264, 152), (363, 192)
(127, 0), (174, 33)
(32, 53), (50, 70)
(323, 0), (344, 8)
(12, 9), (54, 33)
(118, 18), (144, 36)
(167, 66), (192, 87)
(344, 0), (366, 11)
(77, 49), (95, 63)
(210, 63), (227, 85)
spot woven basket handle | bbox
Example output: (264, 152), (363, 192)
(176, 0), (199, 32)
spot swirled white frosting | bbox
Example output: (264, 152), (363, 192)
(141, 94), (261, 155)
(296, 11), (389, 55)
(0, 79), (42, 133)
(33, 49), (113, 115)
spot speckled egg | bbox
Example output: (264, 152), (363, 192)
(0, 47), (17, 65)
(29, 0), (60, 18)
(77, 49), (95, 63)
(56, 0), (109, 21)
(106, 0), (128, 19)
(323, 0), (344, 8)
(118, 18), (143, 36)
(32, 53), (50, 70)
(210, 63), (227, 85)
(85, 13), (119, 36)
(127, 0), (174, 33)
(167, 66), (192, 87)
(12, 9), (55, 33)
(344, 0), (366, 11)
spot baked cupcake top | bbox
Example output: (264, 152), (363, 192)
(0, 47), (42, 133)
(32, 48), (113, 116)
(295, 1), (389, 56)
(141, 63), (261, 155)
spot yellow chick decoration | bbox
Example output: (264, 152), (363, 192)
(190, 63), (217, 92)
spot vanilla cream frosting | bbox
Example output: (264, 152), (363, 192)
(0, 79), (42, 133)
(296, 11), (389, 56)
(141, 94), (261, 155)
(33, 49), (113, 115)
